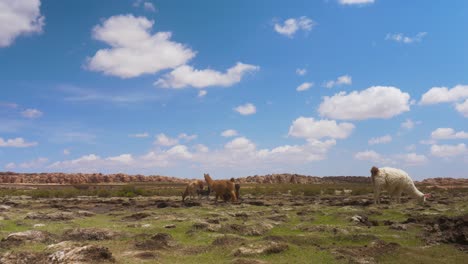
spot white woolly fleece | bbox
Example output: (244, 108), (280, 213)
(373, 167), (425, 202)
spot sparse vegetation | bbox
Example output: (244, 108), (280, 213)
(0, 182), (467, 263)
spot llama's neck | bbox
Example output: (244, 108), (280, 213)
(204, 175), (214, 187)
(408, 183), (424, 199)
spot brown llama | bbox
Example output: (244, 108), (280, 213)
(203, 173), (237, 203)
(182, 180), (204, 202)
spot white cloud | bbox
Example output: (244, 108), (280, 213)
(154, 133), (178, 146)
(5, 162), (16, 170)
(0, 0), (44, 47)
(456, 99), (468, 117)
(420, 139), (437, 145)
(234, 103), (256, 115)
(400, 119), (420, 130)
(420, 85), (468, 105)
(368, 135), (392, 145)
(178, 133), (197, 141)
(155, 62), (259, 89)
(396, 153), (428, 166)
(129, 132), (149, 138)
(405, 144), (416, 152)
(296, 82), (313, 92)
(431, 143), (467, 157)
(324, 74), (352, 88)
(288, 117), (355, 140)
(296, 68), (307, 76)
(431, 128), (468, 140)
(221, 129), (238, 137)
(274, 16), (315, 37)
(18, 157), (48, 169)
(318, 86), (411, 120)
(194, 144), (209, 153)
(143, 2), (156, 12)
(386, 32), (427, 44)
(63, 149), (70, 155)
(339, 0), (375, 5)
(166, 145), (193, 159)
(86, 15), (195, 78)
(21, 108), (43, 118)
(354, 150), (387, 163)
(0, 137), (37, 147)
(198, 90), (207, 97)
(106, 154), (134, 164)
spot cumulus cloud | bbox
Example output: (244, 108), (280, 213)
(0, 0), (44, 47)
(4, 162), (16, 170)
(368, 135), (392, 145)
(106, 154), (134, 164)
(221, 129), (238, 137)
(296, 82), (313, 92)
(198, 90), (207, 97)
(324, 75), (352, 88)
(178, 133), (197, 141)
(318, 86), (411, 120)
(354, 150), (390, 164)
(0, 137), (37, 147)
(420, 85), (468, 105)
(234, 103), (256, 115)
(400, 119), (420, 130)
(431, 143), (467, 157)
(21, 108), (43, 118)
(296, 68), (307, 76)
(456, 99), (468, 117)
(46, 134), (338, 173)
(18, 157), (48, 169)
(155, 62), (259, 89)
(339, 0), (375, 5)
(395, 153), (428, 166)
(431, 128), (468, 140)
(86, 15), (195, 78)
(288, 117), (355, 140)
(129, 132), (149, 138)
(274, 16), (315, 37)
(386, 32), (427, 44)
(154, 133), (178, 146)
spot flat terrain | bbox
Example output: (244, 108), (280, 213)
(0, 184), (467, 263)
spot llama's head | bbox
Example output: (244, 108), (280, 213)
(370, 166), (379, 177)
(423, 193), (431, 203)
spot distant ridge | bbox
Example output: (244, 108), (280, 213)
(0, 172), (465, 185)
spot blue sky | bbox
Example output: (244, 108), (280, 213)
(0, 0), (467, 179)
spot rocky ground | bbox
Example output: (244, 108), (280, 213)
(0, 189), (467, 263)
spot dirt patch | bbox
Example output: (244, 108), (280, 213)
(63, 228), (118, 241)
(333, 240), (400, 264)
(183, 201), (202, 207)
(122, 212), (151, 221)
(222, 223), (273, 236)
(423, 215), (468, 251)
(212, 235), (246, 246)
(135, 233), (177, 250)
(48, 244), (115, 263)
(233, 241), (289, 257)
(134, 251), (158, 260)
(25, 212), (74, 221)
(0, 251), (49, 264)
(232, 258), (269, 264)
(0, 230), (53, 248)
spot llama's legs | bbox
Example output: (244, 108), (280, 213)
(374, 187), (381, 205)
(230, 190), (237, 202)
